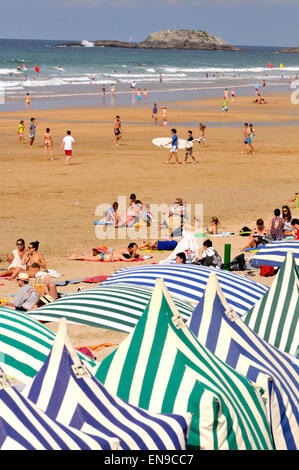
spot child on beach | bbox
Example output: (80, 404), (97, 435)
(184, 130), (197, 164)
(114, 115), (122, 145)
(17, 120), (25, 143)
(164, 128), (179, 166)
(61, 130), (74, 165)
(222, 98), (228, 112)
(143, 89), (148, 103)
(137, 89), (142, 103)
(152, 103), (158, 124)
(161, 105), (168, 126)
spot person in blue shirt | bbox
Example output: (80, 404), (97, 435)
(165, 128), (179, 166)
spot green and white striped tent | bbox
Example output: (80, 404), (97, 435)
(94, 279), (274, 450)
(243, 252), (299, 356)
(0, 307), (96, 384)
(29, 283), (194, 333)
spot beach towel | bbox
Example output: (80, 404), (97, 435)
(83, 276), (109, 283)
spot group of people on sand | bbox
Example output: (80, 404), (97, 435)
(241, 204), (299, 251)
(100, 194), (152, 228)
(151, 104), (168, 126)
(1, 239), (59, 311)
(17, 118), (75, 164)
(164, 124), (206, 166)
(240, 122), (255, 155)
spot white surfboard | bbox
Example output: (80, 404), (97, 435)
(152, 137), (187, 150)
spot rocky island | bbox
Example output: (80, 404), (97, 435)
(57, 30), (240, 51)
(279, 47), (299, 53)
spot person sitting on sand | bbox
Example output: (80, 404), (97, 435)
(175, 252), (186, 264)
(267, 208), (284, 240)
(160, 198), (186, 236)
(241, 219), (269, 251)
(289, 191), (299, 208)
(69, 243), (139, 262)
(205, 217), (219, 235)
(0, 238), (27, 278)
(9, 241), (47, 280)
(138, 239), (178, 251)
(282, 205), (293, 236)
(104, 202), (119, 226)
(116, 194), (140, 227)
(193, 239), (223, 268)
(2, 272), (40, 311)
(291, 219), (299, 239)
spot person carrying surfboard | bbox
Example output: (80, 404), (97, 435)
(184, 130), (198, 164)
(164, 128), (179, 166)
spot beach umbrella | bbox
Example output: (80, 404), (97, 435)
(188, 273), (299, 450)
(28, 283), (194, 333)
(101, 264), (268, 316)
(0, 307), (96, 384)
(0, 368), (119, 450)
(250, 240), (299, 268)
(94, 279), (274, 450)
(244, 252), (299, 356)
(22, 318), (191, 451)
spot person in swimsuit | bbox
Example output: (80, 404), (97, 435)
(143, 89), (148, 104)
(152, 103), (158, 124)
(17, 120), (25, 143)
(198, 123), (206, 147)
(0, 239), (27, 278)
(69, 243), (139, 262)
(241, 219), (268, 251)
(43, 128), (53, 160)
(25, 93), (30, 111)
(138, 239), (178, 251)
(205, 216), (219, 235)
(164, 128), (179, 166)
(240, 123), (254, 155)
(282, 205), (293, 236)
(231, 89), (235, 103)
(9, 241), (47, 280)
(114, 115), (122, 145)
(137, 89), (142, 103)
(161, 105), (168, 126)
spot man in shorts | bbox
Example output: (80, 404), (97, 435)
(3, 272), (40, 311)
(29, 117), (37, 146)
(165, 128), (179, 166)
(61, 130), (74, 165)
(114, 115), (122, 145)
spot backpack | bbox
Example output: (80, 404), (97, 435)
(239, 226), (251, 236)
(221, 254), (246, 271)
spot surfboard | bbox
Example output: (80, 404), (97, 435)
(152, 137), (187, 150)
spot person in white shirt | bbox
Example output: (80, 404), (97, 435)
(60, 130), (75, 165)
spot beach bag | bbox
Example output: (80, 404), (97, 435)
(239, 226), (251, 236)
(260, 265), (275, 277)
(76, 347), (96, 360)
(221, 254), (246, 271)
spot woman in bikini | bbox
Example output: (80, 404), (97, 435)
(198, 123), (206, 147)
(69, 243), (138, 262)
(9, 241), (47, 279)
(241, 219), (268, 251)
(43, 128), (53, 160)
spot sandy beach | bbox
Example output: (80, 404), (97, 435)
(0, 90), (298, 355)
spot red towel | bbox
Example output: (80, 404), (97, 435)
(83, 275), (109, 283)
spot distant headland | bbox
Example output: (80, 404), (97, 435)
(279, 47), (299, 53)
(56, 30), (240, 51)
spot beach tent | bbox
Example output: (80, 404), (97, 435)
(28, 283), (194, 333)
(250, 241), (299, 268)
(94, 279), (274, 450)
(159, 229), (200, 264)
(0, 307), (96, 384)
(101, 264), (268, 316)
(188, 273), (299, 450)
(22, 318), (191, 451)
(243, 252), (299, 356)
(0, 367), (118, 450)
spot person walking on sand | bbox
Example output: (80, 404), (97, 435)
(165, 128), (179, 166)
(184, 130), (197, 164)
(61, 130), (74, 165)
(161, 105), (168, 126)
(114, 115), (122, 145)
(29, 118), (37, 146)
(231, 89), (235, 103)
(152, 103), (158, 124)
(17, 120), (25, 143)
(43, 128), (53, 160)
(25, 93), (30, 111)
(240, 122), (255, 155)
(198, 123), (206, 147)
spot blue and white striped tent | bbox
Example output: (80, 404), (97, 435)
(0, 368), (119, 450)
(102, 265), (268, 316)
(188, 273), (299, 450)
(22, 318), (191, 451)
(250, 241), (299, 268)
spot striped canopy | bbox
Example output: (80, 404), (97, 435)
(29, 283), (194, 333)
(250, 241), (299, 268)
(0, 307), (96, 384)
(188, 273), (299, 450)
(243, 252), (299, 356)
(94, 279), (274, 450)
(0, 368), (119, 450)
(22, 318), (191, 451)
(101, 265), (268, 316)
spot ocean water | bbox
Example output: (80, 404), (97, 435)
(0, 38), (298, 110)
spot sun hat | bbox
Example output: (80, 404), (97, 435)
(17, 273), (30, 281)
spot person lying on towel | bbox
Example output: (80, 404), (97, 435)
(138, 240), (178, 251)
(69, 243), (139, 262)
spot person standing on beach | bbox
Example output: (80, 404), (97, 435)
(143, 88), (148, 104)
(224, 88), (229, 101)
(17, 120), (25, 143)
(114, 115), (122, 146)
(240, 123), (255, 155)
(164, 128), (179, 166)
(102, 84), (106, 95)
(61, 130), (74, 165)
(43, 128), (53, 161)
(29, 118), (37, 146)
(161, 105), (168, 126)
(231, 89), (235, 103)
(25, 93), (30, 111)
(152, 103), (158, 124)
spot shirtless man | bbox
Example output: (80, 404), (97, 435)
(240, 122), (252, 155)
(69, 243), (139, 262)
(43, 128), (53, 160)
(114, 115), (122, 146)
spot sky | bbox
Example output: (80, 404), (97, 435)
(0, 0), (298, 47)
